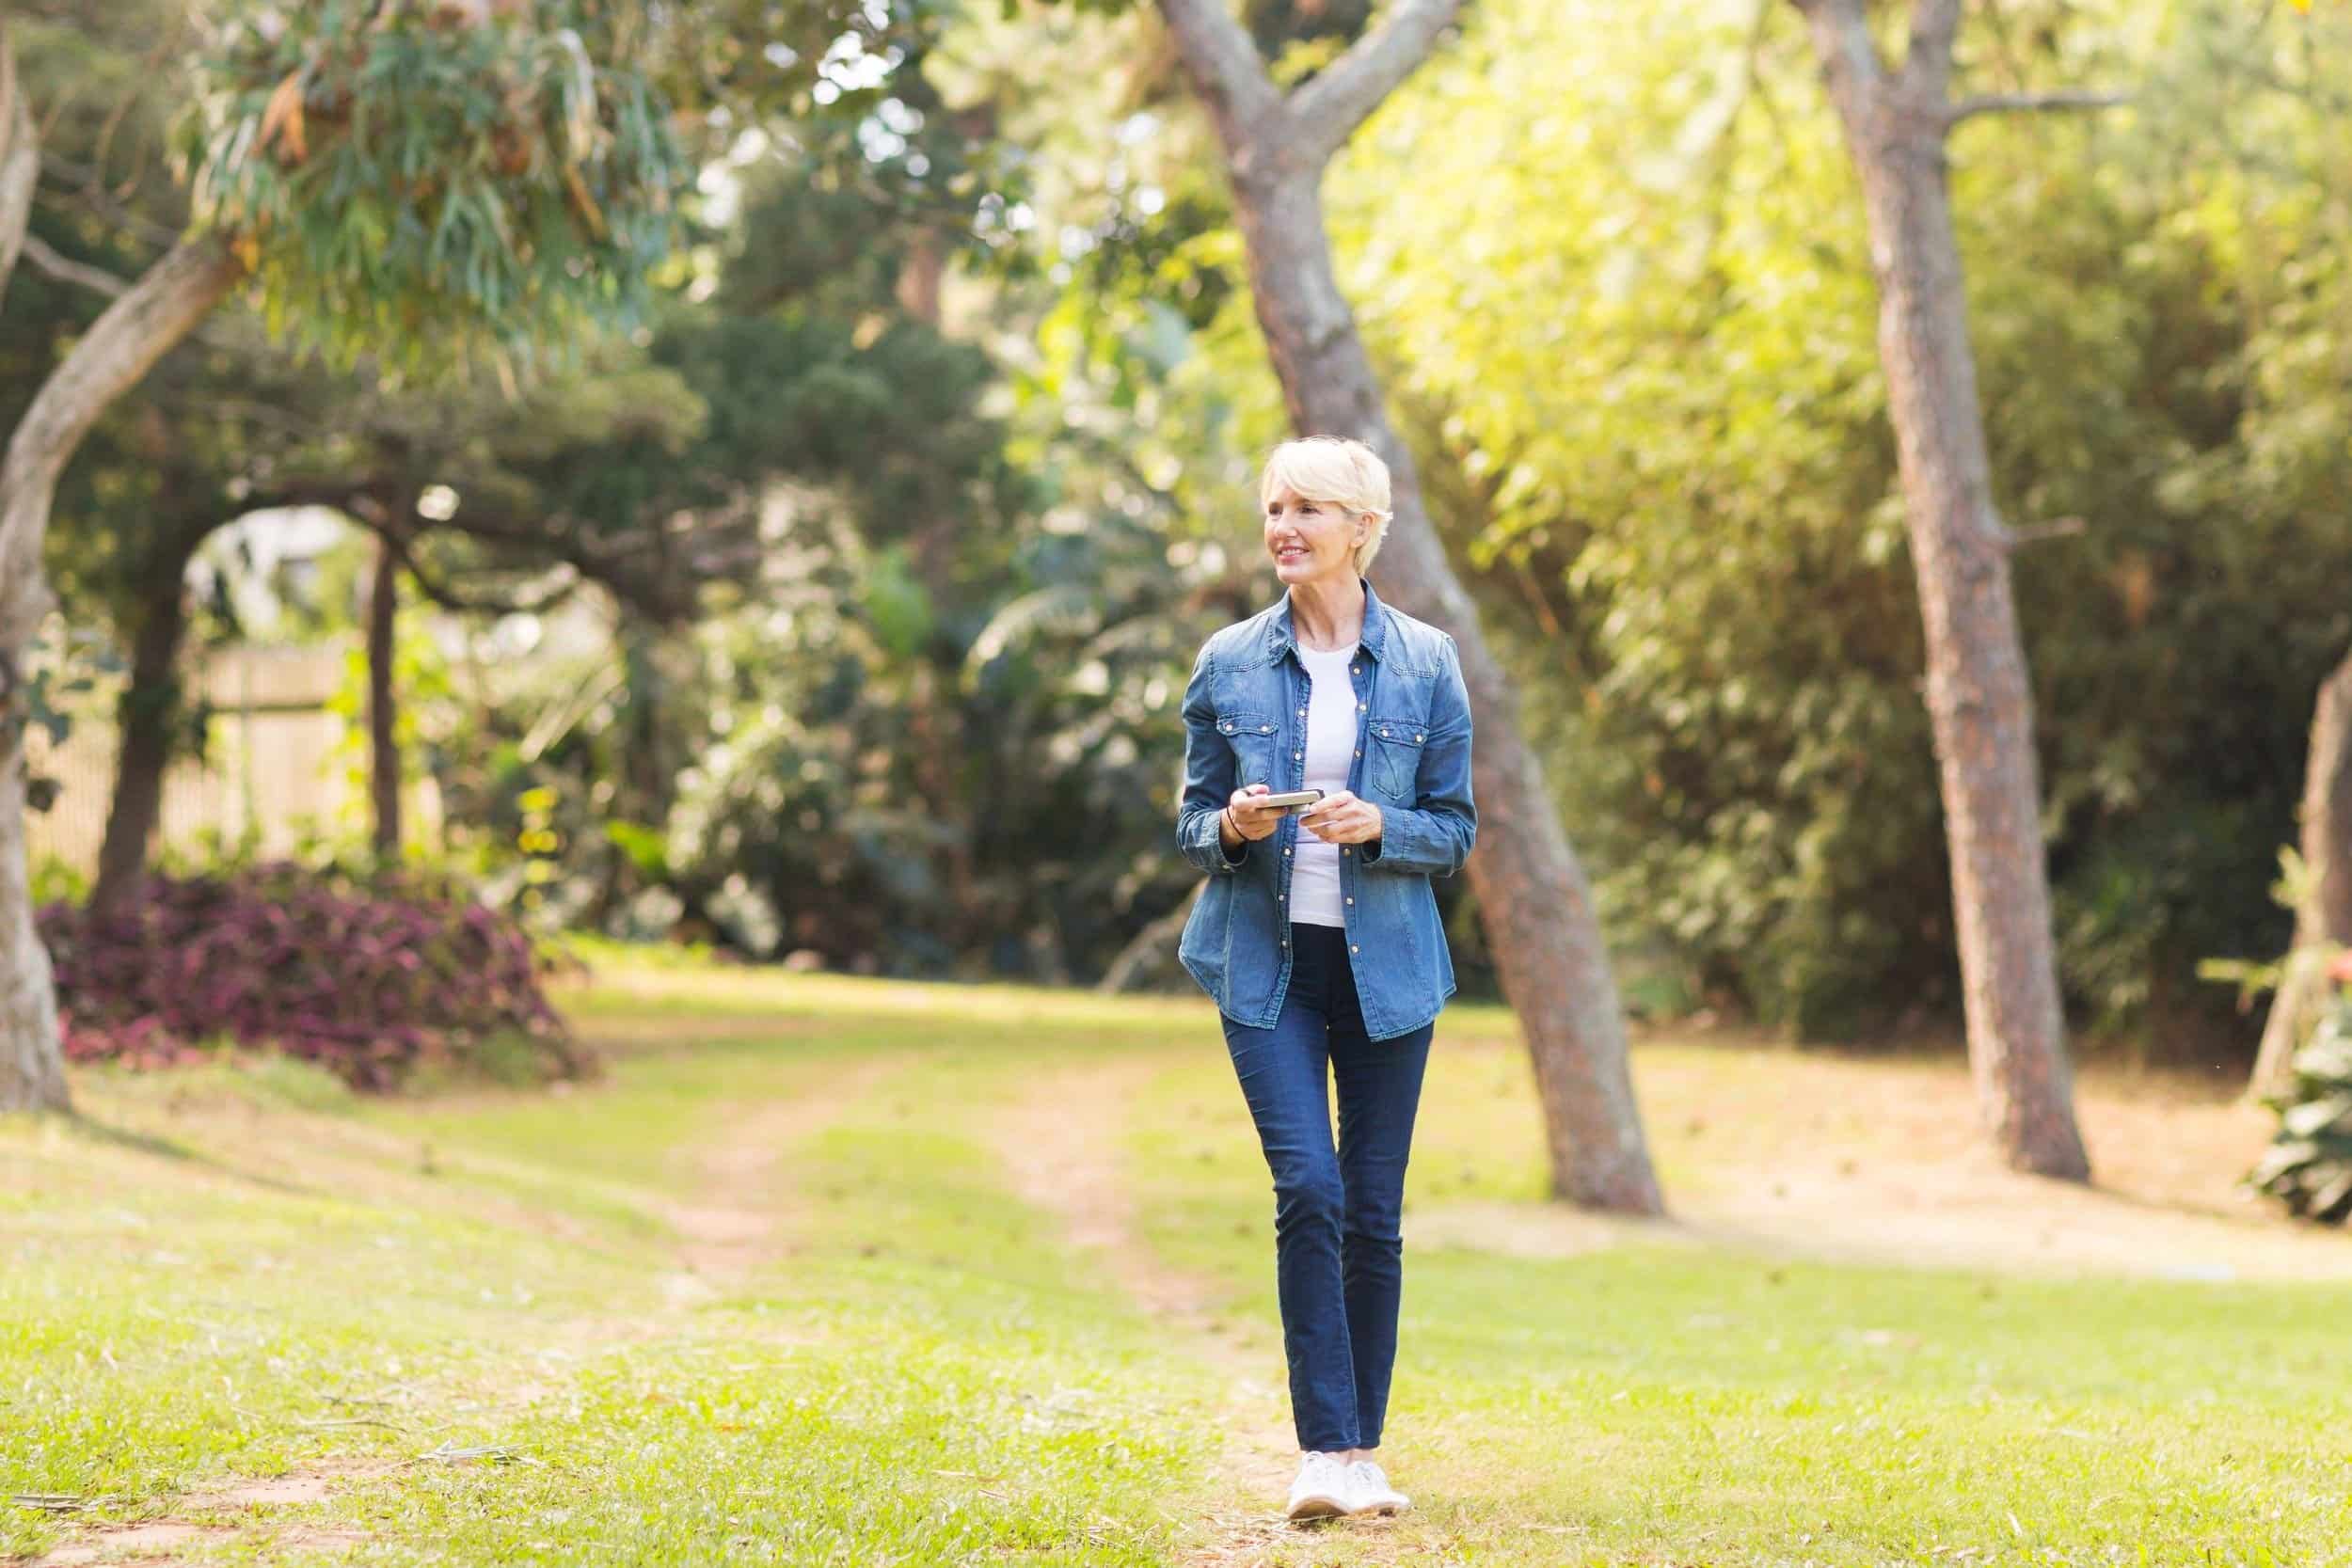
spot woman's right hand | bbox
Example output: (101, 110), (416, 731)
(1223, 784), (1282, 845)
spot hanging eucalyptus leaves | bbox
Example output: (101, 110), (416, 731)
(178, 0), (688, 374)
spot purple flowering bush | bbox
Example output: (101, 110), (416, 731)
(42, 863), (592, 1091)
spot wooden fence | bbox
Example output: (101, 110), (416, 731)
(24, 640), (441, 879)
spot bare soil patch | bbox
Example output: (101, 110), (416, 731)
(21, 1460), (401, 1568)
(1421, 1032), (2352, 1282)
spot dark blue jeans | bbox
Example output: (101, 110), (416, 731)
(1220, 923), (1436, 1452)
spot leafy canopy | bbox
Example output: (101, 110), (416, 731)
(179, 0), (689, 372)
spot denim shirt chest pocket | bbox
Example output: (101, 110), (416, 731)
(1365, 716), (1427, 800)
(1216, 710), (1281, 788)
(1364, 673), (1436, 800)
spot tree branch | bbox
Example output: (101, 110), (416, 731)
(1788, 0), (1885, 124)
(0, 27), (38, 302)
(37, 151), (183, 251)
(21, 235), (129, 299)
(1903, 0), (1961, 101)
(1947, 88), (2131, 126)
(1288, 0), (1467, 168)
(365, 515), (582, 618)
(0, 236), (243, 648)
(1153, 0), (1284, 156)
(2000, 515), (2088, 549)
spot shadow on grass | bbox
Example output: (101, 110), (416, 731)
(65, 1111), (319, 1197)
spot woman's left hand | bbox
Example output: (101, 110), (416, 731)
(1300, 790), (1382, 846)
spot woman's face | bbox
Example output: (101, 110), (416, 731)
(1263, 485), (1365, 587)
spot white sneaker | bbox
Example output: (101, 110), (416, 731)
(1284, 1450), (1357, 1520)
(1347, 1457), (1410, 1515)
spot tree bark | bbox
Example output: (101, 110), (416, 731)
(368, 532), (403, 858)
(90, 554), (195, 913)
(0, 23), (36, 298)
(1156, 0), (1662, 1212)
(0, 24), (243, 1110)
(1791, 0), (2090, 1178)
(2250, 649), (2352, 1099)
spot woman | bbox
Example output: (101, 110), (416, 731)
(1174, 436), (1477, 1521)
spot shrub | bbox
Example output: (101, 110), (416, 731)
(2247, 956), (2352, 1223)
(43, 863), (591, 1091)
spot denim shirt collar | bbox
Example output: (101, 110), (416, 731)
(1263, 576), (1389, 665)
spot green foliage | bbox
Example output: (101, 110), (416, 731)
(181, 0), (689, 372)
(1318, 0), (2352, 1041)
(2248, 974), (2352, 1221)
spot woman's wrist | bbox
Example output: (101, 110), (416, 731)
(1218, 805), (1242, 849)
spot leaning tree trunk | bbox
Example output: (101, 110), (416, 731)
(90, 557), (194, 913)
(1792, 0), (2090, 1178)
(0, 24), (244, 1112)
(2249, 649), (2352, 1100)
(1156, 0), (1662, 1212)
(367, 533), (402, 858)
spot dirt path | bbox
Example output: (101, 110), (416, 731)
(657, 1055), (907, 1306)
(990, 1057), (1428, 1567)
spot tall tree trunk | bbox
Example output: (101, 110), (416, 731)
(1156, 0), (1661, 1212)
(2250, 649), (2352, 1099)
(367, 533), (402, 858)
(90, 557), (194, 913)
(0, 25), (243, 1111)
(1792, 0), (2090, 1178)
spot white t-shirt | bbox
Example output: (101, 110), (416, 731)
(1290, 641), (1360, 927)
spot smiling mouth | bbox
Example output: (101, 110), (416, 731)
(1275, 546), (1308, 562)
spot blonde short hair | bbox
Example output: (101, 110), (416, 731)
(1260, 436), (1393, 576)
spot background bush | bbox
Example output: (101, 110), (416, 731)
(45, 864), (586, 1091)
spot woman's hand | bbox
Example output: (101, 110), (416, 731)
(1299, 790), (1382, 846)
(1223, 784), (1283, 846)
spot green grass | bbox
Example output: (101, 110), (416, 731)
(5, 957), (2350, 1565)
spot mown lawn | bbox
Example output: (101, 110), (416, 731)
(5, 953), (2350, 1566)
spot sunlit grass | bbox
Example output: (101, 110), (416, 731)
(5, 949), (2348, 1565)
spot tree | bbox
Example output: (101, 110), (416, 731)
(1152, 0), (1661, 1212)
(2252, 654), (2352, 1098)
(1785, 0), (2124, 1178)
(0, 1), (690, 1114)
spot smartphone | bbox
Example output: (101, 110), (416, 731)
(1250, 789), (1325, 815)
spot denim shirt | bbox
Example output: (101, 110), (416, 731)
(1174, 578), (1477, 1040)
